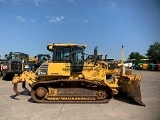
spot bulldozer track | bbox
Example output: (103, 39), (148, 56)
(30, 79), (113, 103)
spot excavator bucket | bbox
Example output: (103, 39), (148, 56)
(118, 74), (145, 106)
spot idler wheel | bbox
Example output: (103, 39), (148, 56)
(35, 87), (47, 98)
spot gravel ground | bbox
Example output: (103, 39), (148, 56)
(0, 69), (160, 120)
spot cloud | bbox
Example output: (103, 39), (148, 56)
(12, 0), (19, 1)
(0, 0), (6, 3)
(15, 15), (25, 22)
(84, 20), (88, 23)
(69, 18), (89, 23)
(66, 0), (78, 5)
(66, 0), (74, 4)
(12, 0), (20, 5)
(31, 19), (36, 22)
(50, 16), (64, 23)
(34, 0), (39, 6)
(0, 0), (21, 5)
(46, 15), (64, 23)
(34, 0), (47, 6)
(109, 0), (117, 9)
(46, 15), (50, 18)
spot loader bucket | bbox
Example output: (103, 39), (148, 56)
(118, 74), (145, 106)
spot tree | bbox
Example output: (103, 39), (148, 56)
(128, 52), (146, 62)
(4, 54), (8, 60)
(146, 42), (160, 63)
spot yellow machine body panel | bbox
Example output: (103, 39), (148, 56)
(82, 61), (106, 81)
(97, 61), (118, 75)
(47, 63), (70, 76)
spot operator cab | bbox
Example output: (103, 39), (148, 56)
(6, 52), (29, 63)
(37, 54), (51, 63)
(47, 43), (86, 73)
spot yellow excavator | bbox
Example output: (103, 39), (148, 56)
(11, 43), (145, 106)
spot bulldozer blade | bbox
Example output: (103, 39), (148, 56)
(118, 74), (145, 106)
(129, 80), (145, 106)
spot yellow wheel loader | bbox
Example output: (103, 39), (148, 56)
(28, 54), (51, 71)
(2, 52), (33, 80)
(11, 43), (145, 106)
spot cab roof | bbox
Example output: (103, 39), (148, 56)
(47, 43), (86, 51)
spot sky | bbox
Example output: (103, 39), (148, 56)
(0, 0), (160, 60)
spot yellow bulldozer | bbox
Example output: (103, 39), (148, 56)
(11, 43), (145, 106)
